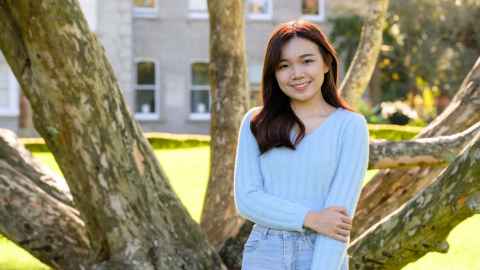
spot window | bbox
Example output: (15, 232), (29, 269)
(301, 0), (325, 21)
(0, 66), (19, 116)
(246, 0), (272, 20)
(189, 0), (208, 19)
(133, 0), (158, 17)
(134, 60), (159, 120)
(190, 62), (211, 120)
(78, 0), (97, 31)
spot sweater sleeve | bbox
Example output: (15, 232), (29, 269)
(310, 114), (370, 270)
(233, 108), (312, 232)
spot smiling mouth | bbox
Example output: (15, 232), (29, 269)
(290, 81), (311, 91)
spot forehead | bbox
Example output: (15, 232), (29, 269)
(280, 37), (320, 60)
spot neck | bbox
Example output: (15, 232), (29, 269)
(290, 97), (334, 118)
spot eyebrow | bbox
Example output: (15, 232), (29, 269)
(279, 53), (316, 62)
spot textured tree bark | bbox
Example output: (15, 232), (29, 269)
(0, 129), (90, 269)
(367, 64), (382, 106)
(200, 0), (250, 249)
(339, 0), (389, 109)
(349, 132), (480, 270)
(217, 221), (253, 270)
(0, 1), (224, 269)
(352, 57), (480, 239)
(0, 129), (72, 206)
(369, 121), (480, 169)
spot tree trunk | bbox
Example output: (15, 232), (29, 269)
(349, 132), (480, 270)
(340, 0), (389, 109)
(200, 0), (249, 249)
(0, 1), (224, 269)
(352, 57), (480, 239)
(367, 63), (382, 106)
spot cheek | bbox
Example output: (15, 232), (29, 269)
(316, 76), (325, 88)
(275, 70), (289, 85)
(313, 69), (326, 84)
(275, 71), (289, 88)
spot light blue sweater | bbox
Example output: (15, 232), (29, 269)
(234, 106), (369, 270)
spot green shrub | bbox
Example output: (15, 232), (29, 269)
(20, 126), (421, 153)
(21, 132), (211, 152)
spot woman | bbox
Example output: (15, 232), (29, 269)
(233, 20), (369, 270)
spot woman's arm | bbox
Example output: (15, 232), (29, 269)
(310, 114), (370, 270)
(234, 108), (312, 232)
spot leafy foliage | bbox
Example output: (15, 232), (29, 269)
(329, 0), (480, 103)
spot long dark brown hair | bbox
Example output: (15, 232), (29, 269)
(251, 20), (352, 154)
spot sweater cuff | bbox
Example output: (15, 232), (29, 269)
(297, 207), (312, 232)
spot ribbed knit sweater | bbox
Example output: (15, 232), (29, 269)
(234, 106), (369, 270)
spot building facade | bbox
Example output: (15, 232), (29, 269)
(0, 0), (366, 135)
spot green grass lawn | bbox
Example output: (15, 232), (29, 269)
(1, 147), (479, 269)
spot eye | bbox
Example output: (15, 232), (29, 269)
(277, 63), (289, 70)
(304, 59), (315, 64)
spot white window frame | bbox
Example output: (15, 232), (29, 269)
(189, 60), (211, 121)
(301, 0), (326, 22)
(188, 0), (209, 19)
(246, 0), (273, 21)
(134, 58), (160, 121)
(78, 0), (98, 31)
(0, 70), (19, 116)
(133, 0), (158, 18)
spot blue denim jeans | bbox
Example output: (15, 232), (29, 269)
(241, 224), (317, 270)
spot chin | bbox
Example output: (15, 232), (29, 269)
(290, 92), (316, 102)
(291, 97), (313, 104)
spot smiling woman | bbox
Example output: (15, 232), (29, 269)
(251, 20), (351, 153)
(233, 20), (369, 270)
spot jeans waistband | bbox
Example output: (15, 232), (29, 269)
(252, 224), (316, 238)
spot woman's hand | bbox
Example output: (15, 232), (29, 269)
(303, 207), (352, 242)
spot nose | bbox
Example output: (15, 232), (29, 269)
(291, 64), (304, 79)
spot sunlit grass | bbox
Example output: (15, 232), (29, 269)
(154, 147), (211, 221)
(0, 236), (50, 270)
(1, 148), (479, 270)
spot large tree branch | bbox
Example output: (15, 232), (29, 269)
(369, 121), (480, 169)
(352, 57), (480, 239)
(419, 57), (480, 137)
(349, 132), (480, 270)
(340, 0), (389, 109)
(0, 129), (90, 269)
(0, 129), (72, 205)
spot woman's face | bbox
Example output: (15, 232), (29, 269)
(274, 37), (329, 104)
